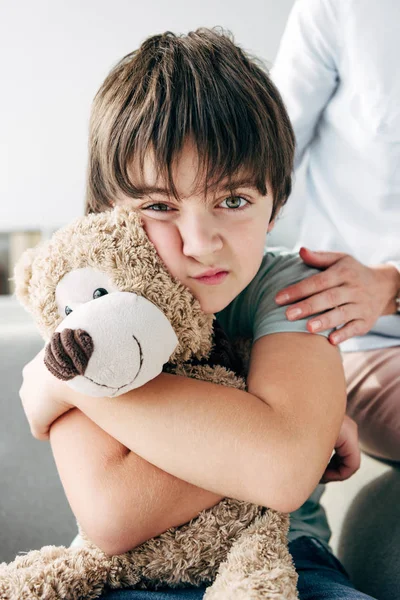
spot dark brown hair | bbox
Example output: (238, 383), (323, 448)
(85, 28), (295, 220)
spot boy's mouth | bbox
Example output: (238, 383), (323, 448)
(192, 269), (229, 285)
(193, 268), (227, 278)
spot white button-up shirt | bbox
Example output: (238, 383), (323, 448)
(272, 0), (400, 351)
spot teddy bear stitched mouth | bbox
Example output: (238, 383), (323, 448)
(84, 334), (144, 392)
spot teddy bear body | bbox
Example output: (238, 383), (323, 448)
(1, 208), (298, 599)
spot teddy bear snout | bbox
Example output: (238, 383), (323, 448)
(44, 328), (94, 381)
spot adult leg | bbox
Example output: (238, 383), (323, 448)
(342, 346), (400, 463)
(290, 537), (376, 600)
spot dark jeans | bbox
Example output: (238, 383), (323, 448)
(100, 536), (376, 600)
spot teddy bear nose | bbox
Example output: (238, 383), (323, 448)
(44, 328), (94, 381)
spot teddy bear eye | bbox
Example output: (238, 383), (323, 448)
(65, 306), (73, 316)
(93, 287), (108, 300)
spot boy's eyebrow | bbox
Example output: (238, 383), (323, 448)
(134, 179), (260, 197)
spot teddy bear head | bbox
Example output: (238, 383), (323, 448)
(14, 208), (214, 397)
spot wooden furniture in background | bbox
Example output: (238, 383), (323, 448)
(6, 232), (42, 295)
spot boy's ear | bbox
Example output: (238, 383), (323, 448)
(267, 219), (275, 233)
(12, 246), (39, 310)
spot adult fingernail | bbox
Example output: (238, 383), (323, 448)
(276, 293), (289, 304)
(287, 308), (302, 319)
(309, 320), (322, 331)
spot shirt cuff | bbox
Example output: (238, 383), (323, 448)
(388, 262), (400, 314)
(387, 261), (400, 274)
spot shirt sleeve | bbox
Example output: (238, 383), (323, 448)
(217, 252), (332, 343)
(271, 0), (341, 167)
(250, 253), (331, 342)
(388, 261), (400, 276)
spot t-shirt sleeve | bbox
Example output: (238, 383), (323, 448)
(253, 253), (331, 342)
(217, 252), (332, 342)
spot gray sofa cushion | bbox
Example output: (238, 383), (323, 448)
(338, 467), (400, 600)
(0, 326), (77, 562)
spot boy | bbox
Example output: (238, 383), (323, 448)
(20, 29), (370, 599)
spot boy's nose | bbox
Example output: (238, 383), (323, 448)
(181, 218), (223, 258)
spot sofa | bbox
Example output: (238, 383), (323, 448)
(0, 295), (399, 599)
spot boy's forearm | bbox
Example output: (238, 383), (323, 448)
(67, 334), (346, 513)
(116, 453), (223, 552)
(68, 372), (315, 512)
(50, 409), (222, 555)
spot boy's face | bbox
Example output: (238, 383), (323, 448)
(121, 140), (274, 314)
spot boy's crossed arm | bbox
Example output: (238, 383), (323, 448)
(50, 410), (222, 556)
(49, 331), (346, 554)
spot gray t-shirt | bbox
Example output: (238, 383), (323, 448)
(216, 250), (332, 548)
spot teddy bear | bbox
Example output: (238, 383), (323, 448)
(0, 207), (298, 600)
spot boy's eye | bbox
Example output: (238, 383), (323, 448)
(65, 306), (73, 316)
(220, 196), (249, 209)
(93, 288), (108, 299)
(142, 203), (173, 212)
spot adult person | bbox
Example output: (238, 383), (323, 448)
(272, 0), (400, 464)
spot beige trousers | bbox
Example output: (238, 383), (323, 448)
(343, 346), (400, 463)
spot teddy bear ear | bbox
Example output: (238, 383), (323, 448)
(12, 246), (40, 311)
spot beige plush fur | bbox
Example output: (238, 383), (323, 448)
(2, 208), (299, 599)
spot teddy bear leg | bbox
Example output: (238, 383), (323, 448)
(0, 545), (72, 574)
(204, 511), (299, 600)
(0, 546), (112, 600)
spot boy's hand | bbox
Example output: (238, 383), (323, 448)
(19, 348), (74, 441)
(275, 248), (400, 345)
(320, 415), (360, 483)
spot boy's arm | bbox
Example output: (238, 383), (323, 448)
(67, 331), (346, 513)
(50, 409), (222, 556)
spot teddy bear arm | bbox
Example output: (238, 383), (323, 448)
(204, 511), (299, 600)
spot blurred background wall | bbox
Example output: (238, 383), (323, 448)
(0, 0), (297, 294)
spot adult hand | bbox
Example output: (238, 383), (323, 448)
(275, 248), (400, 345)
(321, 415), (360, 483)
(19, 348), (74, 441)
